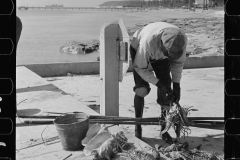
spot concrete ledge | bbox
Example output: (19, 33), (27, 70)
(183, 55), (224, 69)
(18, 55), (224, 77)
(19, 62), (99, 77)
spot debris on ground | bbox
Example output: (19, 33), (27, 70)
(155, 142), (224, 160)
(82, 123), (224, 160)
(60, 40), (99, 54)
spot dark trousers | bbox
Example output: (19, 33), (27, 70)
(130, 46), (172, 106)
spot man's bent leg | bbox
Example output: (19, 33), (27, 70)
(134, 86), (150, 140)
(130, 45), (150, 140)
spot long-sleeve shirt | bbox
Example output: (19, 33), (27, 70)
(130, 22), (188, 85)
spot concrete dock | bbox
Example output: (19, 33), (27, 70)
(16, 65), (224, 159)
(16, 66), (169, 160)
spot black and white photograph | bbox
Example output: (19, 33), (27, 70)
(15, 0), (226, 159)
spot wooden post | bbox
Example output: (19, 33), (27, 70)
(100, 20), (130, 116)
(100, 22), (119, 116)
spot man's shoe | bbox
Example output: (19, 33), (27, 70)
(162, 132), (174, 144)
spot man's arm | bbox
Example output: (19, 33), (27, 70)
(170, 47), (186, 102)
(170, 38), (187, 83)
(170, 59), (185, 83)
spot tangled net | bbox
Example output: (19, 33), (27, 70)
(159, 103), (198, 141)
(175, 106), (197, 139)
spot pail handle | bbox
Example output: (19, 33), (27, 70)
(41, 123), (59, 146)
(54, 112), (90, 121)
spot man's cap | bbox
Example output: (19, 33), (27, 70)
(161, 28), (186, 59)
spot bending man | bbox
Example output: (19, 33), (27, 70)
(130, 22), (188, 144)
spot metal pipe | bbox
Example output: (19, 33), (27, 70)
(21, 119), (224, 126)
(17, 114), (224, 121)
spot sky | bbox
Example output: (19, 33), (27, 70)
(16, 0), (138, 7)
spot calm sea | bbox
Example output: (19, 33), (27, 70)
(16, 9), (204, 65)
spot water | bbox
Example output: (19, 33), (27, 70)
(17, 9), (204, 65)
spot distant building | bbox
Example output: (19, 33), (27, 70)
(194, 0), (209, 6)
(99, 1), (146, 8)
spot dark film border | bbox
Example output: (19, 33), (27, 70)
(224, 16), (240, 39)
(225, 80), (240, 96)
(0, 0), (16, 159)
(225, 56), (240, 79)
(0, 79), (13, 95)
(225, 119), (240, 135)
(0, 0), (13, 15)
(0, 158), (11, 160)
(225, 0), (240, 16)
(225, 40), (240, 56)
(225, 0), (240, 159)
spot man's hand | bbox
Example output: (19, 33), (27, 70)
(156, 81), (174, 101)
(173, 82), (181, 103)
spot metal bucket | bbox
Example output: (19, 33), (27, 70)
(53, 112), (89, 151)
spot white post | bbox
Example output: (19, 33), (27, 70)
(100, 20), (130, 117)
(100, 22), (119, 116)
